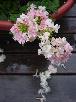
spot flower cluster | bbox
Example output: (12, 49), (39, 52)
(10, 4), (73, 102)
(38, 36), (73, 99)
(10, 4), (60, 44)
(38, 37), (73, 64)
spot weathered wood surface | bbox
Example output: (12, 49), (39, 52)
(0, 76), (76, 102)
(60, 3), (76, 33)
(60, 17), (76, 33)
(0, 33), (75, 73)
(64, 4), (76, 16)
(0, 53), (76, 74)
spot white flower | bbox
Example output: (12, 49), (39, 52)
(58, 47), (64, 54)
(20, 13), (27, 20)
(38, 38), (54, 59)
(45, 70), (51, 78)
(22, 32), (27, 36)
(16, 18), (23, 23)
(44, 11), (49, 16)
(54, 24), (60, 33)
(45, 19), (60, 33)
(39, 64), (57, 95)
(0, 48), (3, 52)
(62, 37), (67, 44)
(38, 49), (42, 55)
(0, 48), (6, 63)
(45, 87), (51, 93)
(48, 65), (57, 73)
(45, 19), (54, 27)
(29, 3), (36, 9)
(44, 32), (50, 38)
(38, 6), (46, 11)
(0, 54), (6, 63)
(51, 37), (56, 46)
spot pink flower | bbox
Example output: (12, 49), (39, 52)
(39, 20), (47, 30)
(35, 9), (48, 20)
(13, 33), (26, 44)
(49, 37), (73, 64)
(27, 9), (36, 20)
(10, 24), (28, 44)
(38, 37), (73, 64)
(10, 24), (19, 34)
(64, 43), (73, 53)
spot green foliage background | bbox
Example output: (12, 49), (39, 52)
(0, 0), (60, 21)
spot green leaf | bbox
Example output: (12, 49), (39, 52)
(0, 0), (60, 20)
(19, 5), (28, 13)
(9, 14), (21, 21)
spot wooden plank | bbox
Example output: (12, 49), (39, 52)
(0, 53), (76, 74)
(64, 4), (76, 17)
(60, 17), (76, 33)
(59, 3), (76, 33)
(0, 75), (76, 102)
(0, 54), (49, 74)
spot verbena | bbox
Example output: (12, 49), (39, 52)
(0, 0), (60, 21)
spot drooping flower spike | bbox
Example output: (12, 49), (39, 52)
(10, 4), (73, 102)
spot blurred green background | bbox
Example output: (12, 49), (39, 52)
(0, 0), (60, 21)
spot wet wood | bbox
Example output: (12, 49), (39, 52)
(60, 17), (76, 33)
(0, 53), (76, 74)
(0, 75), (76, 102)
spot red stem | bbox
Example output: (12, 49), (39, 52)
(0, 0), (75, 31)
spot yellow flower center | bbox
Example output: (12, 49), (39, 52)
(18, 23), (28, 33)
(35, 16), (42, 25)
